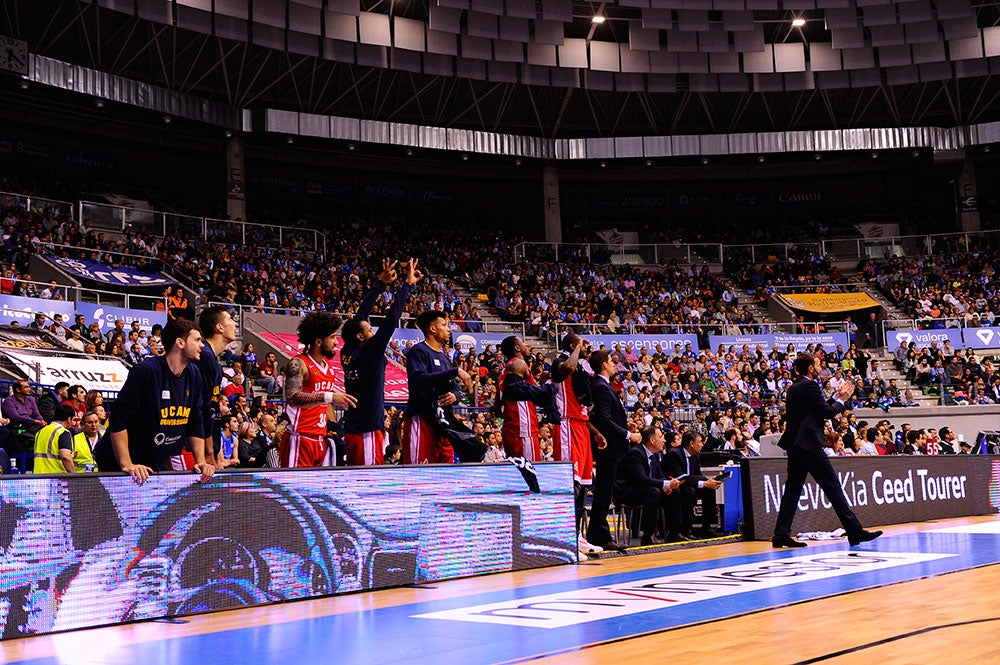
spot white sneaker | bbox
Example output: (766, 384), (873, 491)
(577, 535), (603, 554)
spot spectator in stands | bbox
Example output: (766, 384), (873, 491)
(61, 384), (85, 430)
(222, 362), (247, 406)
(938, 426), (958, 454)
(69, 314), (87, 338)
(37, 381), (68, 423)
(902, 429), (926, 455)
(255, 351), (278, 395)
(48, 313), (67, 339)
(86, 322), (105, 344)
(27, 312), (46, 330)
(33, 404), (90, 473)
(65, 329), (85, 352)
(4, 380), (46, 452)
(39, 280), (62, 300)
(216, 414), (239, 468)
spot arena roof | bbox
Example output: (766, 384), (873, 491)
(6, 0), (1000, 138)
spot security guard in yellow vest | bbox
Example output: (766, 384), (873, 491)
(34, 404), (91, 473)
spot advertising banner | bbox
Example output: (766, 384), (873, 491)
(885, 328), (964, 350)
(2, 349), (130, 391)
(778, 292), (881, 313)
(0, 295), (75, 326)
(452, 332), (509, 354)
(0, 465), (574, 638)
(708, 332), (849, 353)
(741, 456), (1000, 539)
(45, 255), (176, 287)
(0, 326), (69, 351)
(75, 302), (167, 334)
(962, 327), (1000, 350)
(583, 333), (701, 353)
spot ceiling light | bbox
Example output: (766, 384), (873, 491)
(405, 148), (414, 156)
(162, 114), (172, 124)
(701, 157), (709, 165)
(514, 158), (523, 166)
(286, 136), (294, 144)
(792, 18), (806, 27)
(757, 155), (766, 163)
(225, 129), (233, 138)
(347, 143), (356, 151)
(461, 153), (470, 161)
(871, 151), (878, 159)
(814, 152), (822, 160)
(984, 146), (992, 153)
(599, 160), (607, 168)
(94, 99), (105, 109)
(591, 15), (606, 24)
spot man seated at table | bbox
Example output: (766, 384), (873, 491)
(614, 425), (682, 545)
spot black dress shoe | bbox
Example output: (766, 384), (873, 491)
(640, 536), (665, 546)
(599, 541), (627, 552)
(665, 532), (694, 543)
(848, 529), (883, 546)
(772, 535), (807, 548)
(698, 528), (722, 539)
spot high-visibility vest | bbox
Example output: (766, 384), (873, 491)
(71, 431), (97, 472)
(33, 422), (72, 474)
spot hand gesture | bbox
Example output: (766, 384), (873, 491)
(836, 379), (856, 401)
(406, 258), (423, 286)
(330, 391), (358, 409)
(457, 368), (473, 391)
(665, 477), (682, 494)
(378, 258), (398, 284)
(705, 478), (722, 491)
(437, 392), (458, 407)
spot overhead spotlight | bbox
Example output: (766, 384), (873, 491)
(18, 80), (29, 90)
(94, 99), (105, 109)
(591, 15), (606, 24)
(871, 151), (878, 159)
(757, 155), (766, 163)
(286, 136), (294, 144)
(461, 153), (470, 161)
(405, 148), (414, 156)
(911, 149), (921, 157)
(224, 129), (233, 138)
(514, 158), (523, 166)
(792, 18), (806, 27)
(814, 152), (822, 160)
(701, 157), (709, 165)
(599, 160), (607, 168)
(984, 146), (992, 153)
(162, 114), (172, 124)
(347, 143), (356, 151)
(644, 158), (653, 167)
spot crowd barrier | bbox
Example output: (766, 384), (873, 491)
(0, 462), (575, 639)
(739, 455), (1000, 539)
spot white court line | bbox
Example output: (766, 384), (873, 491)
(929, 520), (1000, 534)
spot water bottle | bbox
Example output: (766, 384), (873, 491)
(9, 458), (17, 475)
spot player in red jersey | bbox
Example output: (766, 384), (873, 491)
(280, 311), (357, 467)
(550, 332), (607, 555)
(497, 336), (558, 462)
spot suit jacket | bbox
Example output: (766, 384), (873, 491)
(662, 445), (702, 480)
(589, 375), (630, 457)
(614, 445), (665, 496)
(777, 375), (846, 454)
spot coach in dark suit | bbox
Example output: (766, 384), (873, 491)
(662, 431), (722, 540)
(586, 349), (639, 550)
(615, 426), (682, 545)
(772, 353), (882, 548)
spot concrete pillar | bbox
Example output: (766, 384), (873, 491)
(956, 157), (980, 233)
(226, 135), (247, 221)
(542, 164), (562, 243)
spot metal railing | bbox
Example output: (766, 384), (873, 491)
(78, 200), (327, 255)
(0, 190), (76, 221)
(4, 276), (165, 310)
(514, 229), (1000, 266)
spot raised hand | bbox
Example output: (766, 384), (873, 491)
(379, 258), (398, 284)
(406, 258), (423, 285)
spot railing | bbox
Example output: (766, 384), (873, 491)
(6, 276), (165, 310)
(0, 190), (76, 221)
(78, 200), (327, 255)
(550, 319), (849, 339)
(514, 229), (1000, 266)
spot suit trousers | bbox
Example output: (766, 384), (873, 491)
(664, 485), (717, 534)
(585, 446), (622, 546)
(774, 445), (864, 537)
(616, 486), (662, 538)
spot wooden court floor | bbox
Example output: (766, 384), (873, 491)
(3, 515), (999, 665)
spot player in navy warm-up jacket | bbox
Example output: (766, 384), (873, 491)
(340, 258), (421, 465)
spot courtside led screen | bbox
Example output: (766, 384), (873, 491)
(0, 463), (575, 639)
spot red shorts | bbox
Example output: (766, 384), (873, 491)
(344, 430), (385, 466)
(169, 449), (195, 471)
(502, 432), (541, 462)
(553, 418), (593, 484)
(402, 415), (454, 464)
(280, 431), (331, 468)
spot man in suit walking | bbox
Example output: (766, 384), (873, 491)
(615, 426), (682, 545)
(586, 349), (639, 550)
(772, 353), (882, 548)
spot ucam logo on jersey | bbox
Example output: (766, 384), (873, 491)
(414, 551), (952, 628)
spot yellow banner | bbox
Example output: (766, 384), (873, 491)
(778, 292), (881, 313)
